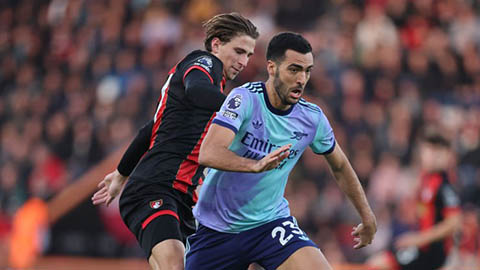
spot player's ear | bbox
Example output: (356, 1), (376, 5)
(267, 60), (276, 77)
(211, 37), (222, 54)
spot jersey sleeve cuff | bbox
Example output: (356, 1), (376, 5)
(116, 166), (130, 177)
(315, 140), (336, 155)
(212, 119), (238, 134)
(442, 207), (461, 218)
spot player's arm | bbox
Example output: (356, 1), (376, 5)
(324, 143), (377, 249)
(184, 69), (226, 111)
(117, 119), (154, 176)
(199, 123), (291, 173)
(395, 212), (461, 249)
(395, 185), (462, 248)
(421, 210), (462, 242)
(92, 120), (153, 206)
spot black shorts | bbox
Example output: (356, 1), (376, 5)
(119, 180), (196, 258)
(389, 242), (446, 270)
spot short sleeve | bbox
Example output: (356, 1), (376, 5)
(440, 183), (461, 218)
(440, 184), (460, 208)
(309, 112), (336, 155)
(212, 88), (250, 134)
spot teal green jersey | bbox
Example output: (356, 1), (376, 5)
(193, 82), (335, 233)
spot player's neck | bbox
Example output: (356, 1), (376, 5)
(265, 79), (291, 111)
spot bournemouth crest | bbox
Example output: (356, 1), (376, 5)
(149, 199), (163, 209)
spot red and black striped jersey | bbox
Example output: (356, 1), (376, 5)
(417, 171), (460, 252)
(126, 50), (225, 204)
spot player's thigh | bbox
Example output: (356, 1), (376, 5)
(277, 246), (332, 270)
(149, 239), (185, 270)
(185, 224), (249, 270)
(251, 216), (318, 270)
(139, 213), (184, 258)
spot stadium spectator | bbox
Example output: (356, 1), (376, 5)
(367, 133), (462, 270)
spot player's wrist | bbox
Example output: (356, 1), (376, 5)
(362, 217), (377, 231)
(359, 209), (376, 226)
(114, 169), (129, 182)
(249, 159), (263, 173)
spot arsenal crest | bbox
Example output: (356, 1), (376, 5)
(149, 199), (163, 209)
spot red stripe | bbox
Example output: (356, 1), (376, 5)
(183, 66), (213, 84)
(220, 77), (226, 93)
(149, 88), (169, 149)
(419, 174), (442, 232)
(443, 207), (460, 217)
(142, 210), (179, 230)
(174, 113), (216, 196)
(149, 67), (176, 149)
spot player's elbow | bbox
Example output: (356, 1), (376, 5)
(439, 212), (463, 239)
(198, 151), (208, 166)
(330, 159), (348, 174)
(449, 212), (463, 233)
(198, 144), (213, 166)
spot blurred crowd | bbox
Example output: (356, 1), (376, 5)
(0, 0), (479, 266)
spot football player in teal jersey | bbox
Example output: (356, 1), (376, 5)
(185, 32), (377, 270)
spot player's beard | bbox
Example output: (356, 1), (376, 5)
(273, 68), (296, 106)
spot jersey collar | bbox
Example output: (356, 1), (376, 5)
(261, 82), (295, 116)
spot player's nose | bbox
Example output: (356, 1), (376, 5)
(296, 72), (307, 87)
(238, 54), (249, 69)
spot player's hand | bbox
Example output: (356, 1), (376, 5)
(252, 144), (291, 172)
(91, 170), (128, 207)
(394, 232), (422, 249)
(352, 220), (376, 249)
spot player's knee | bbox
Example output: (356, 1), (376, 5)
(156, 259), (183, 270)
(150, 239), (185, 270)
(148, 255), (159, 270)
(150, 254), (183, 270)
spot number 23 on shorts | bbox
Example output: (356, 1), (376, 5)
(271, 219), (310, 246)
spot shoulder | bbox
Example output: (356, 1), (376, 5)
(439, 180), (460, 206)
(296, 98), (332, 130)
(231, 81), (264, 100)
(181, 50), (222, 72)
(239, 81), (264, 94)
(178, 50), (223, 82)
(229, 81), (264, 96)
(297, 98), (323, 114)
(223, 82), (263, 111)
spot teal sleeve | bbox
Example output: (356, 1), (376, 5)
(212, 88), (250, 133)
(309, 113), (335, 155)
